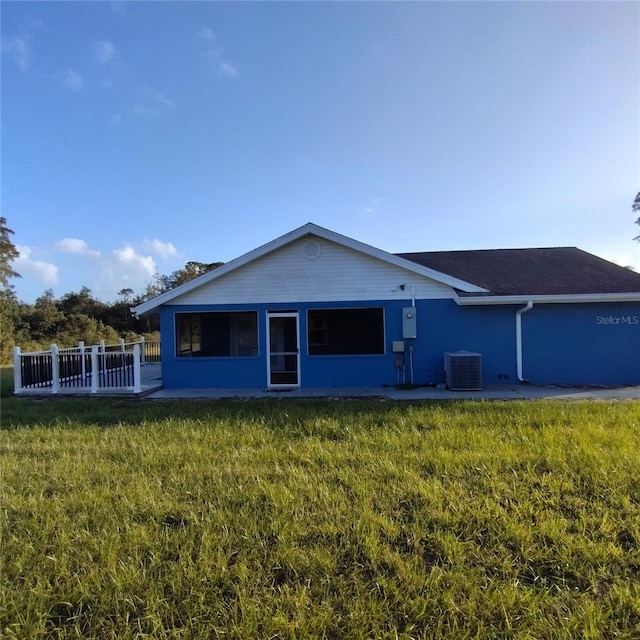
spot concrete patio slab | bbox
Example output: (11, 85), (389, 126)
(146, 383), (640, 401)
(19, 363), (635, 400)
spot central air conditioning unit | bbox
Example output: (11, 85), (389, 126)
(445, 351), (482, 391)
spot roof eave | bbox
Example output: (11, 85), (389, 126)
(454, 292), (640, 306)
(310, 225), (487, 293)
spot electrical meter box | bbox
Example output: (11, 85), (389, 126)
(402, 307), (417, 339)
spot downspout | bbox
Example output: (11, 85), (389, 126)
(516, 300), (534, 382)
(409, 286), (416, 385)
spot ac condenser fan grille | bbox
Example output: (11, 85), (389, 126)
(445, 352), (482, 391)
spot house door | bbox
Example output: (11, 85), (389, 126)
(267, 312), (300, 387)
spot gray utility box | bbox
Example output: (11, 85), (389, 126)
(445, 351), (482, 391)
(402, 307), (417, 339)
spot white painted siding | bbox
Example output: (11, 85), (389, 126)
(169, 235), (455, 305)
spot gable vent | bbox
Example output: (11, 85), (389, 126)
(302, 240), (322, 260)
(445, 351), (482, 391)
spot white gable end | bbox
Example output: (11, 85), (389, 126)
(170, 235), (455, 305)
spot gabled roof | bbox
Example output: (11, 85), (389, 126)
(132, 223), (485, 316)
(133, 224), (640, 316)
(396, 247), (640, 297)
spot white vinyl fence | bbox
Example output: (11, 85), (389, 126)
(13, 338), (160, 395)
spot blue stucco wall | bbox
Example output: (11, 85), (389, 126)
(158, 299), (639, 388)
(522, 303), (639, 385)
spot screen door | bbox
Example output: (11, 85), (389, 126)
(267, 312), (299, 387)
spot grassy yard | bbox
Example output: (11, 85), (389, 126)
(0, 365), (14, 397)
(1, 398), (639, 639)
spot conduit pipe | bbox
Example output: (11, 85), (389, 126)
(516, 300), (534, 382)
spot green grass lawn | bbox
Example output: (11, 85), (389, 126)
(1, 398), (639, 639)
(0, 365), (14, 397)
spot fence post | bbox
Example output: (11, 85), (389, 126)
(119, 338), (126, 375)
(13, 346), (22, 394)
(79, 341), (86, 382)
(100, 340), (106, 353)
(91, 346), (99, 393)
(51, 344), (60, 394)
(133, 344), (141, 393)
(140, 336), (146, 366)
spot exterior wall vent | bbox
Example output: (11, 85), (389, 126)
(445, 351), (482, 391)
(302, 240), (322, 260)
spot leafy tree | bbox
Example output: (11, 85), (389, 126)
(58, 313), (120, 346)
(0, 217), (20, 289)
(137, 271), (166, 302)
(0, 288), (22, 362)
(634, 192), (640, 241)
(101, 300), (135, 334)
(24, 290), (66, 343)
(58, 286), (107, 319)
(155, 261), (223, 293)
(118, 288), (135, 303)
(171, 261), (222, 287)
(0, 218), (24, 359)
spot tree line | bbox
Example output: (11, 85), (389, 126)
(0, 217), (221, 363)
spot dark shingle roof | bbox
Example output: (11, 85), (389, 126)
(395, 247), (640, 296)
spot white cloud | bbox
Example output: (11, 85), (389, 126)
(132, 104), (153, 118)
(84, 245), (158, 300)
(2, 36), (30, 71)
(197, 28), (216, 43)
(219, 62), (238, 78)
(195, 28), (221, 66)
(195, 27), (238, 79)
(14, 238), (181, 302)
(149, 88), (174, 109)
(15, 245), (59, 286)
(63, 68), (84, 91)
(113, 246), (156, 276)
(93, 39), (120, 64)
(364, 197), (382, 214)
(89, 241), (184, 299)
(56, 238), (101, 257)
(144, 239), (178, 260)
(132, 86), (175, 119)
(91, 40), (126, 88)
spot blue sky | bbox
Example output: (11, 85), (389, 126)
(3, 1), (639, 303)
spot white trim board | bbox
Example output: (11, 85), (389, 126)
(454, 292), (640, 306)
